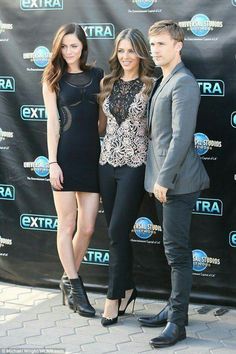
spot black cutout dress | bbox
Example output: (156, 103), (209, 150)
(56, 67), (103, 192)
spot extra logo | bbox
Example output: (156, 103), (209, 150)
(179, 14), (223, 37)
(23, 46), (51, 70)
(193, 198), (223, 216)
(80, 23), (115, 39)
(192, 249), (220, 273)
(82, 248), (109, 266)
(229, 232), (236, 247)
(194, 133), (222, 156)
(231, 112), (236, 128)
(0, 77), (15, 92)
(20, 0), (63, 10)
(20, 214), (58, 231)
(20, 105), (47, 121)
(23, 156), (49, 178)
(197, 80), (225, 97)
(0, 184), (15, 200)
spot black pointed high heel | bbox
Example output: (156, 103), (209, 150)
(101, 315), (118, 326)
(118, 288), (137, 316)
(101, 299), (121, 327)
(70, 276), (96, 317)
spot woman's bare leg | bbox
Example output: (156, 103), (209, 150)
(53, 191), (77, 279)
(73, 192), (99, 271)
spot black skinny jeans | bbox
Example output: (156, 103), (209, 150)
(99, 163), (145, 299)
(155, 191), (200, 326)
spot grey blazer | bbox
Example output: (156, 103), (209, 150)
(145, 62), (210, 195)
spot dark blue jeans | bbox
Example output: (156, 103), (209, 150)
(155, 191), (200, 326)
(99, 163), (145, 299)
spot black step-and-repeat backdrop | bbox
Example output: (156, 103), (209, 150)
(1, 0), (236, 306)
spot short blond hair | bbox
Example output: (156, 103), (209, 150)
(149, 20), (184, 43)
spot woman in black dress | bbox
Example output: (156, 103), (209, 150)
(42, 23), (105, 317)
(99, 28), (154, 326)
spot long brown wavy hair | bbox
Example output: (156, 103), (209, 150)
(99, 28), (154, 104)
(42, 23), (90, 93)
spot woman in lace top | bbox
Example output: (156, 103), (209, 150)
(99, 28), (154, 326)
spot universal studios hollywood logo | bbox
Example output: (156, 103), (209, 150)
(0, 19), (13, 42)
(0, 127), (14, 150)
(179, 14), (223, 38)
(129, 0), (161, 13)
(23, 156), (49, 179)
(23, 46), (51, 70)
(133, 0), (156, 9)
(0, 20), (13, 34)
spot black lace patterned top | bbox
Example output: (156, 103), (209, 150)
(99, 78), (149, 167)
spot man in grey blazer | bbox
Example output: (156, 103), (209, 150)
(138, 20), (210, 348)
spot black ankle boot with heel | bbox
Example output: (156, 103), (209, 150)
(118, 288), (137, 316)
(69, 276), (95, 317)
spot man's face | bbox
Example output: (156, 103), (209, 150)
(149, 31), (182, 68)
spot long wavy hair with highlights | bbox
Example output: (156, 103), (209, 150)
(99, 28), (154, 104)
(42, 23), (90, 93)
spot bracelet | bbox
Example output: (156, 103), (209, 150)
(49, 161), (58, 165)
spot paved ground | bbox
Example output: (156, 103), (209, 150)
(0, 281), (235, 354)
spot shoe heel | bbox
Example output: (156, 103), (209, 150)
(118, 288), (137, 316)
(131, 299), (136, 314)
(61, 290), (66, 306)
(60, 273), (71, 307)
